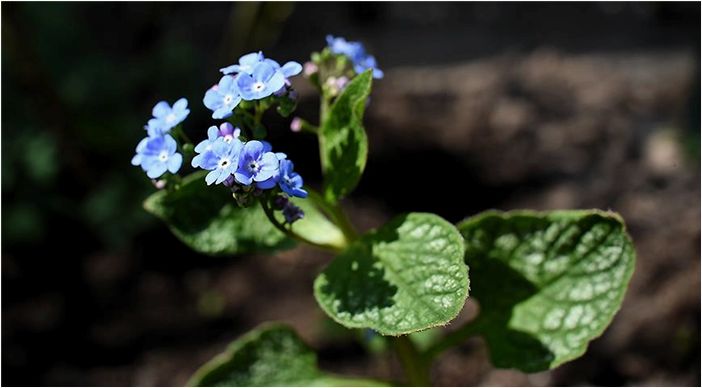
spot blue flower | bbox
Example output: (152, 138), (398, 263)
(148, 98), (190, 134)
(220, 51), (264, 75)
(203, 76), (242, 119)
(353, 54), (384, 79)
(131, 134), (183, 178)
(198, 138), (243, 186)
(326, 35), (383, 79)
(278, 159), (307, 198)
(236, 62), (286, 101)
(326, 35), (364, 59)
(191, 123), (243, 169)
(282, 202), (304, 224)
(234, 140), (280, 187)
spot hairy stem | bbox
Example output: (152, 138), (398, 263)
(393, 336), (431, 386)
(307, 189), (358, 242)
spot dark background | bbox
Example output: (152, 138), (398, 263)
(2, 2), (700, 386)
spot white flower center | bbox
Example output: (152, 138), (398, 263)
(223, 94), (234, 104)
(223, 135), (233, 143)
(158, 151), (169, 162)
(252, 82), (265, 92)
(218, 158), (231, 169)
(165, 113), (177, 123)
(248, 161), (259, 173)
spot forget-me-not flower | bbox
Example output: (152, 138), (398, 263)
(234, 140), (280, 187)
(203, 76), (242, 119)
(131, 134), (183, 179)
(278, 159), (307, 198)
(236, 62), (286, 101)
(191, 123), (242, 168)
(326, 35), (384, 79)
(198, 138), (243, 186)
(148, 98), (190, 134)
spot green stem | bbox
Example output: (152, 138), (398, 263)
(422, 319), (483, 362)
(259, 197), (343, 252)
(393, 336), (431, 386)
(307, 188), (358, 242)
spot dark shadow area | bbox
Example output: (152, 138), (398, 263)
(467, 251), (555, 372)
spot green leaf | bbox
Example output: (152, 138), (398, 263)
(458, 210), (636, 372)
(319, 70), (372, 204)
(314, 213), (469, 336)
(144, 171), (292, 256)
(188, 323), (387, 387)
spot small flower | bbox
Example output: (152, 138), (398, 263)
(131, 134), (183, 179)
(220, 51), (264, 75)
(199, 138), (244, 186)
(203, 76), (242, 119)
(278, 159), (308, 198)
(236, 62), (286, 101)
(149, 98), (190, 134)
(282, 202), (304, 224)
(217, 122), (241, 143)
(234, 140), (280, 187)
(326, 35), (383, 79)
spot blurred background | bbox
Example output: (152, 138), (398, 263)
(2, 2), (700, 386)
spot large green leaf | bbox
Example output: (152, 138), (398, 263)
(319, 70), (372, 204)
(314, 213), (469, 336)
(458, 210), (636, 372)
(188, 323), (386, 386)
(144, 171), (291, 256)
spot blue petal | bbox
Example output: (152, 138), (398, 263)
(207, 125), (219, 140)
(263, 58), (281, 70)
(239, 51), (263, 66)
(194, 138), (210, 154)
(164, 135), (178, 154)
(131, 154), (142, 166)
(213, 106), (233, 119)
(215, 170), (231, 185)
(242, 140), (264, 160)
(219, 64), (240, 74)
(218, 75), (236, 92)
(191, 153), (203, 168)
(281, 61), (302, 78)
(266, 71), (286, 95)
(234, 170), (253, 186)
(256, 177), (278, 189)
(200, 151), (219, 170)
(135, 137), (149, 153)
(205, 170), (219, 185)
(254, 152), (280, 181)
(168, 153), (182, 173)
(252, 62), (276, 83)
(146, 162), (168, 179)
(173, 98), (188, 111)
(203, 89), (223, 111)
(152, 101), (170, 118)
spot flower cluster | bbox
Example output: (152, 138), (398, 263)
(191, 124), (308, 200)
(203, 52), (302, 119)
(326, 35), (383, 79)
(132, 99), (189, 178)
